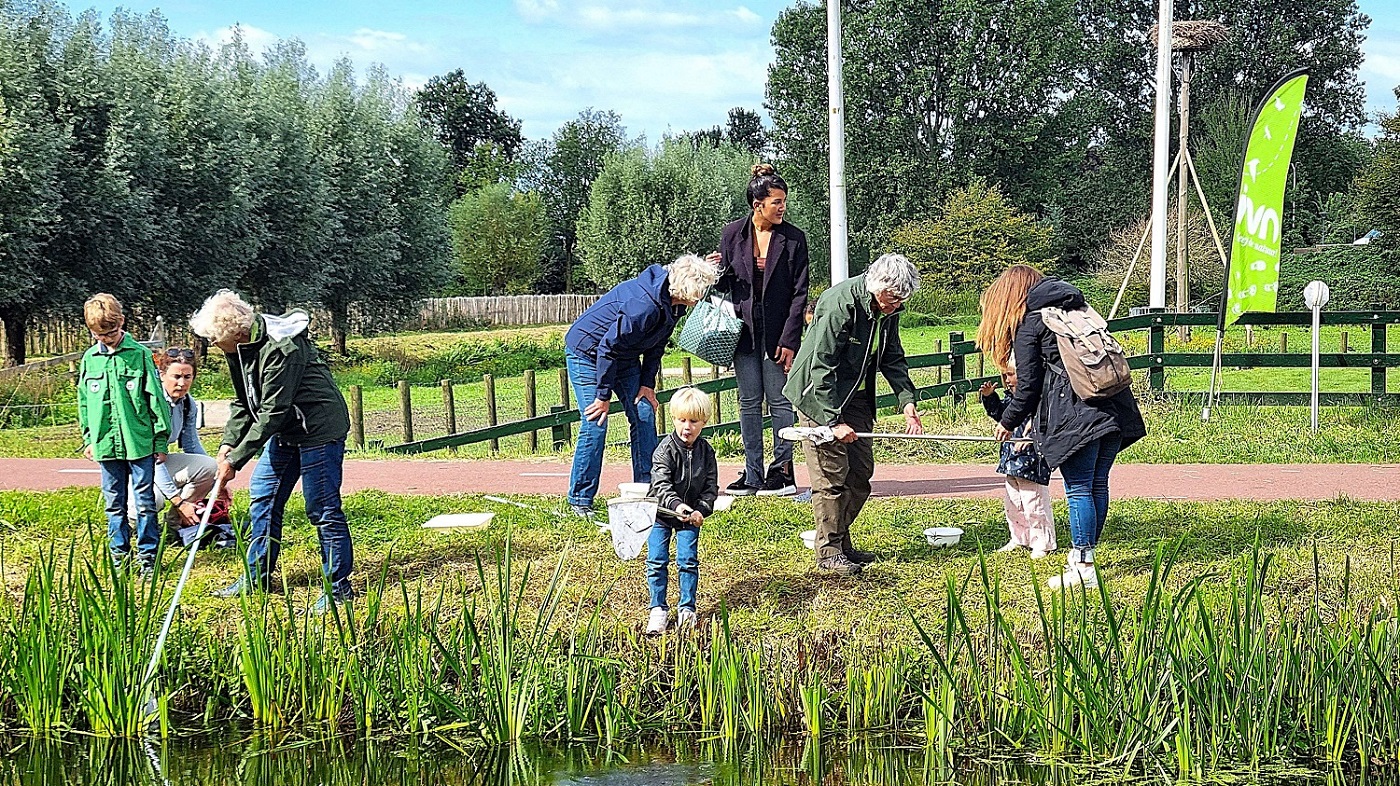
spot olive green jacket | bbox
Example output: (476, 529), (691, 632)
(222, 311), (349, 470)
(77, 333), (171, 461)
(782, 274), (918, 426)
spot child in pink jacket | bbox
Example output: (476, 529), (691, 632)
(979, 363), (1056, 558)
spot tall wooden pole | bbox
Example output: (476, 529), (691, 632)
(1176, 52), (1193, 340)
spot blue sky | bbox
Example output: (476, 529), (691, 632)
(77, 0), (1400, 143)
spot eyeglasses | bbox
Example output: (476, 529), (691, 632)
(165, 348), (197, 363)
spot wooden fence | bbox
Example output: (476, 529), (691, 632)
(412, 295), (600, 331)
(5, 294), (601, 364)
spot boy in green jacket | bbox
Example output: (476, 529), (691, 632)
(77, 294), (171, 573)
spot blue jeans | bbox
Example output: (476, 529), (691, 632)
(245, 438), (354, 597)
(1057, 434), (1123, 564)
(646, 522), (699, 611)
(566, 351), (658, 507)
(733, 348), (796, 486)
(99, 456), (159, 561)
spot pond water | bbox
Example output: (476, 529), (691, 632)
(0, 736), (1379, 785)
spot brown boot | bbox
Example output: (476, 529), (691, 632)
(817, 554), (863, 576)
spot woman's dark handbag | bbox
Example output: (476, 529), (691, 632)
(676, 292), (742, 366)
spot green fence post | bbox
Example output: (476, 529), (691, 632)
(1373, 303), (1387, 399)
(949, 331), (966, 407)
(551, 404), (569, 451)
(558, 367), (572, 443)
(1148, 311), (1165, 392)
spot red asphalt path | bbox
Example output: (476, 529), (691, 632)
(2, 458), (1397, 502)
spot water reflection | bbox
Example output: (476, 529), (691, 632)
(0, 736), (1386, 785)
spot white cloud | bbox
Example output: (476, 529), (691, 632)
(195, 23), (281, 56)
(487, 43), (772, 141)
(515, 0), (561, 23)
(731, 6), (763, 25)
(516, 0), (766, 32)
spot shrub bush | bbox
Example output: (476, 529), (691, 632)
(1277, 247), (1395, 310)
(888, 179), (1054, 294)
(346, 332), (568, 386)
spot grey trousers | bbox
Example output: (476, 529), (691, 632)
(128, 452), (218, 519)
(733, 348), (796, 486)
(803, 394), (875, 562)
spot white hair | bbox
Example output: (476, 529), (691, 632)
(865, 253), (920, 300)
(189, 289), (255, 344)
(666, 254), (722, 303)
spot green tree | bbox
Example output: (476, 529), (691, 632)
(311, 62), (406, 353)
(888, 179), (1054, 293)
(224, 37), (335, 310)
(449, 183), (545, 295)
(524, 109), (630, 292)
(768, 0), (1077, 259)
(725, 107), (767, 158)
(1355, 92), (1400, 266)
(414, 69), (522, 185)
(576, 141), (751, 290)
(0, 6), (66, 365)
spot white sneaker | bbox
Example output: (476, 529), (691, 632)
(677, 608), (696, 631)
(996, 541), (1023, 554)
(1030, 548), (1053, 560)
(1048, 564), (1098, 590)
(646, 607), (669, 636)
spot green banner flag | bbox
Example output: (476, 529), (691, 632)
(1224, 69), (1309, 325)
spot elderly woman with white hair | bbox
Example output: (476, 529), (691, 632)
(564, 254), (721, 516)
(783, 253), (924, 576)
(189, 290), (354, 614)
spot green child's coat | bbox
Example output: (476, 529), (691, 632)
(77, 333), (171, 461)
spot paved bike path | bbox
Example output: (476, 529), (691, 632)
(2, 458), (1394, 502)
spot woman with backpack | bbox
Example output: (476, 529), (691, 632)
(978, 265), (1145, 589)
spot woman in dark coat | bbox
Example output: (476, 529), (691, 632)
(978, 265), (1146, 590)
(708, 163), (810, 496)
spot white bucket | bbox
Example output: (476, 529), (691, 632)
(800, 529), (817, 550)
(924, 527), (963, 548)
(618, 482), (650, 500)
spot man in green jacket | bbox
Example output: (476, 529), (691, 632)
(783, 254), (924, 575)
(189, 289), (354, 614)
(78, 293), (172, 573)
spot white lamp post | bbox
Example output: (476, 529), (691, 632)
(1303, 280), (1330, 434)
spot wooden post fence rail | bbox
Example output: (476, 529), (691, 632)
(367, 309), (1400, 455)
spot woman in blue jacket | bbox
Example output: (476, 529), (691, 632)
(565, 254), (720, 516)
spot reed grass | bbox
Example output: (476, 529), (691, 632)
(5, 494), (1400, 779)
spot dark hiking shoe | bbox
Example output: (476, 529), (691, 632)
(725, 471), (759, 496)
(817, 554), (863, 576)
(844, 548), (879, 565)
(755, 466), (797, 497)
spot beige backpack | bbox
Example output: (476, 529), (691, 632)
(1038, 305), (1132, 401)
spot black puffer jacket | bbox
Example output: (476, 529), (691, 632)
(648, 433), (719, 522)
(998, 278), (1146, 469)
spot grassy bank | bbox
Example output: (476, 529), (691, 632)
(2, 488), (1400, 776)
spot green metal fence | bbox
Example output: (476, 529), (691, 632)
(381, 309), (1400, 455)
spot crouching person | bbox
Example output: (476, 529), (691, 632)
(645, 388), (719, 636)
(189, 290), (354, 614)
